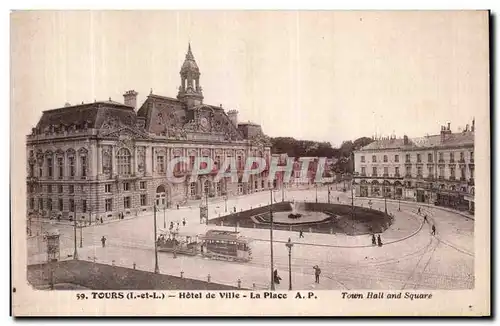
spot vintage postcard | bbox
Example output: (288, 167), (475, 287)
(11, 10), (490, 316)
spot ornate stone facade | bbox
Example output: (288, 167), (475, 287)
(353, 122), (475, 213)
(26, 44), (272, 222)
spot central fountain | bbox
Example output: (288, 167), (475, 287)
(288, 201), (302, 219)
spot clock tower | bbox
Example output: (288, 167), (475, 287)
(177, 43), (204, 109)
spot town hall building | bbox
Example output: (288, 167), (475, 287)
(26, 44), (272, 222)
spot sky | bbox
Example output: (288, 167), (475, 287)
(11, 11), (489, 147)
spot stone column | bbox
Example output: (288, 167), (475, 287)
(91, 141), (97, 179)
(111, 146), (116, 176)
(97, 144), (103, 175)
(133, 146), (138, 175)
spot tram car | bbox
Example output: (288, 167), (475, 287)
(156, 231), (200, 256)
(199, 230), (252, 262)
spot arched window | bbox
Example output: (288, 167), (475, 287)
(117, 148), (132, 175)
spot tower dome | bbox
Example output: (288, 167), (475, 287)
(177, 43), (204, 108)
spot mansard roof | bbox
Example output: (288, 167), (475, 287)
(35, 100), (137, 132)
(359, 131), (474, 152)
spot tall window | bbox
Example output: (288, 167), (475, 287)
(406, 166), (411, 176)
(470, 167), (474, 178)
(69, 156), (75, 177)
(405, 154), (410, 163)
(450, 166), (456, 178)
(69, 199), (75, 212)
(439, 166), (445, 178)
(58, 198), (63, 211)
(460, 152), (464, 161)
(57, 157), (64, 179)
(123, 182), (130, 191)
(69, 185), (74, 194)
(450, 152), (454, 163)
(81, 156), (87, 177)
(470, 151), (474, 162)
(105, 199), (112, 212)
(439, 152), (444, 161)
(372, 167), (377, 176)
(47, 185), (52, 193)
(428, 167), (433, 177)
(29, 163), (34, 177)
(58, 185), (63, 193)
(174, 156), (180, 172)
(417, 166), (423, 177)
(140, 181), (146, 190)
(124, 197), (131, 209)
(190, 182), (197, 196)
(383, 167), (388, 175)
(361, 167), (366, 175)
(361, 156), (365, 163)
(417, 154), (421, 163)
(237, 156), (243, 170)
(29, 198), (34, 210)
(461, 167), (466, 179)
(383, 155), (388, 163)
(47, 157), (53, 178)
(47, 199), (52, 211)
(82, 200), (87, 213)
(215, 156), (220, 169)
(394, 155), (399, 163)
(105, 184), (112, 193)
(372, 155), (377, 163)
(395, 167), (400, 176)
(117, 148), (131, 175)
(189, 155), (195, 171)
(140, 194), (147, 206)
(428, 153), (433, 163)
(38, 198), (43, 210)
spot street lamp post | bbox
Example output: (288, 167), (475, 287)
(285, 238), (294, 290)
(384, 183), (388, 214)
(79, 219), (83, 248)
(315, 184), (318, 203)
(282, 180), (285, 202)
(73, 216), (78, 260)
(270, 189), (275, 291)
(163, 203), (166, 229)
(351, 180), (355, 217)
(153, 204), (159, 273)
(224, 195), (228, 213)
(205, 192), (209, 226)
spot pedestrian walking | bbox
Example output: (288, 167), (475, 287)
(431, 224), (436, 235)
(299, 230), (304, 238)
(418, 207), (421, 215)
(371, 234), (376, 246)
(182, 218), (186, 227)
(377, 235), (383, 247)
(177, 204), (179, 210)
(100, 217), (103, 224)
(234, 206), (236, 213)
(101, 236), (106, 248)
(337, 197), (340, 202)
(313, 265), (321, 283)
(273, 269), (282, 285)
(424, 215), (428, 223)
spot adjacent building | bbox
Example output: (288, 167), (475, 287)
(26, 44), (272, 222)
(353, 121), (475, 213)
